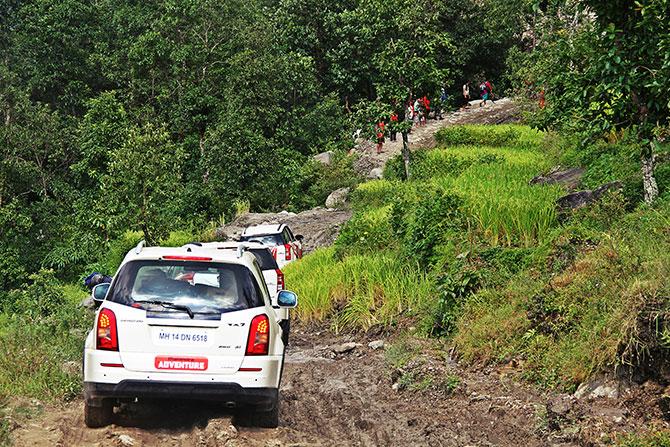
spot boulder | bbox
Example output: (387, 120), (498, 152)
(530, 167), (585, 191)
(332, 342), (361, 354)
(325, 187), (350, 208)
(556, 181), (622, 211)
(313, 151), (334, 166)
(368, 340), (385, 350)
(368, 168), (384, 179)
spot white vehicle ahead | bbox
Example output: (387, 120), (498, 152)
(239, 224), (303, 269)
(83, 242), (297, 428)
(187, 241), (291, 345)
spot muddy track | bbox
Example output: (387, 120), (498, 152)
(10, 330), (660, 447)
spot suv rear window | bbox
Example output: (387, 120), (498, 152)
(250, 249), (279, 270)
(107, 260), (264, 317)
(240, 233), (284, 246)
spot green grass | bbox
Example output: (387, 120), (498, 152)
(617, 431), (670, 447)
(284, 247), (436, 331)
(454, 203), (670, 388)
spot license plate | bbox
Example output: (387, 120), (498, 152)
(153, 327), (212, 346)
(155, 355), (208, 371)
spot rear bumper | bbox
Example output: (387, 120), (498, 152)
(85, 381), (277, 410)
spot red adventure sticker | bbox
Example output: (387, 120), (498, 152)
(155, 356), (208, 371)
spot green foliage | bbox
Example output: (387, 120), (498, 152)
(432, 267), (480, 336)
(617, 431), (670, 447)
(0, 271), (90, 401)
(283, 247), (436, 331)
(293, 151), (362, 210)
(334, 206), (395, 259)
(435, 125), (522, 147)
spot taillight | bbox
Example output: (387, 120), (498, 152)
(246, 314), (270, 355)
(96, 308), (118, 351)
(276, 269), (284, 292)
(284, 243), (292, 261)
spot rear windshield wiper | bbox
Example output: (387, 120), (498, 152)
(134, 300), (194, 319)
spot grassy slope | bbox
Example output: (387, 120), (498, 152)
(287, 124), (670, 390)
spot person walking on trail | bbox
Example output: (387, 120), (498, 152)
(437, 87), (448, 120)
(375, 120), (386, 154)
(479, 80), (490, 107)
(405, 99), (414, 133)
(389, 111), (398, 141)
(422, 95), (430, 123)
(463, 81), (470, 104)
(413, 97), (422, 127)
(485, 80), (495, 104)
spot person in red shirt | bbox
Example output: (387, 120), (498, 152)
(422, 95), (430, 124)
(389, 112), (398, 141)
(376, 120), (386, 154)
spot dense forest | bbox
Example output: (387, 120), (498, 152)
(0, 0), (529, 291)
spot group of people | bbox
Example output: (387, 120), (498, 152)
(462, 79), (495, 108)
(374, 89), (450, 154)
(372, 79), (495, 154)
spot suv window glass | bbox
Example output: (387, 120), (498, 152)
(250, 249), (279, 270)
(282, 229), (292, 242)
(107, 260), (264, 316)
(240, 233), (283, 246)
(286, 227), (295, 241)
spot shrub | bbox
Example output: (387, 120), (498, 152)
(334, 206), (395, 258)
(292, 150), (362, 209)
(435, 125), (522, 147)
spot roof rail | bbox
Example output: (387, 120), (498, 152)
(276, 224), (282, 231)
(135, 240), (146, 254)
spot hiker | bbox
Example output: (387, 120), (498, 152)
(389, 111), (398, 141)
(485, 80), (495, 103)
(463, 81), (471, 103)
(375, 120), (385, 154)
(436, 87), (448, 120)
(413, 97), (422, 127)
(422, 95), (430, 123)
(479, 80), (489, 107)
(405, 99), (414, 133)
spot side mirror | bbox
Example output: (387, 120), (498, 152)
(92, 283), (111, 306)
(295, 234), (304, 241)
(277, 290), (298, 308)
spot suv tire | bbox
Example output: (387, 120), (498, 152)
(84, 398), (113, 428)
(234, 396), (279, 428)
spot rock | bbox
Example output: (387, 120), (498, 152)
(590, 384), (618, 399)
(332, 342), (360, 354)
(556, 181), (623, 211)
(573, 382), (591, 399)
(547, 396), (572, 417)
(61, 360), (81, 377)
(392, 382), (400, 392)
(530, 167), (585, 191)
(325, 187), (350, 208)
(117, 434), (135, 447)
(79, 296), (95, 309)
(368, 340), (385, 350)
(368, 168), (384, 179)
(313, 151), (334, 165)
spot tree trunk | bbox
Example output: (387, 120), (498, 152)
(642, 142), (658, 205)
(401, 131), (411, 180)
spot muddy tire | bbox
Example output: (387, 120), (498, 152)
(235, 400), (279, 428)
(84, 399), (113, 428)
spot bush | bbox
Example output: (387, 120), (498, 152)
(435, 125), (522, 147)
(292, 150), (362, 209)
(334, 206), (395, 258)
(283, 248), (436, 331)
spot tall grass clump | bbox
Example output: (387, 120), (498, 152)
(454, 203), (670, 388)
(435, 124), (543, 148)
(284, 247), (436, 331)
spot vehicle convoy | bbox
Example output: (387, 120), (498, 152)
(239, 224), (304, 268)
(187, 241), (292, 345)
(82, 242), (298, 429)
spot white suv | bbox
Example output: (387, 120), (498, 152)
(83, 242), (297, 428)
(239, 224), (303, 268)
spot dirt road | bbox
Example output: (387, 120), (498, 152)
(10, 330), (659, 447)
